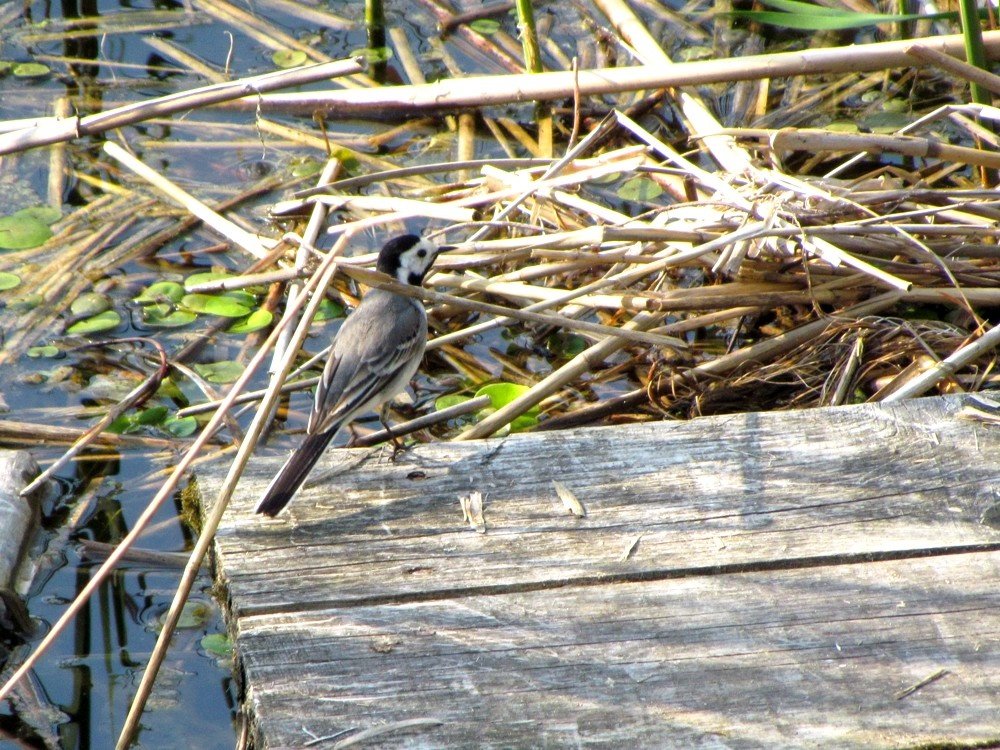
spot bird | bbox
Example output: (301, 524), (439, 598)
(255, 233), (449, 517)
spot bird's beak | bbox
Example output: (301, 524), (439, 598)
(437, 245), (456, 253)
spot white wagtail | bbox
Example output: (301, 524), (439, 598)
(255, 234), (450, 517)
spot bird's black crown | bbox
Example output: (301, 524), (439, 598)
(375, 234), (423, 276)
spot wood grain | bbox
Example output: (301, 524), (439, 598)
(197, 395), (1000, 748)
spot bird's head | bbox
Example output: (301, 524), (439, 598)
(376, 234), (452, 286)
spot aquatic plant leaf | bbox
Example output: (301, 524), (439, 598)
(70, 292), (111, 317)
(313, 297), (345, 322)
(143, 306), (197, 327)
(67, 309), (121, 334)
(12, 62), (50, 78)
(0, 211), (53, 250)
(181, 293), (251, 318)
(476, 383), (541, 416)
(617, 176), (663, 202)
(18, 205), (61, 224)
(27, 345), (59, 357)
(134, 281), (185, 304)
(272, 50), (307, 68)
(435, 394), (471, 411)
(135, 406), (169, 425)
(227, 308), (272, 334)
(193, 360), (244, 384)
(200, 633), (234, 658)
(469, 19), (500, 34)
(184, 271), (233, 290)
(164, 415), (198, 437)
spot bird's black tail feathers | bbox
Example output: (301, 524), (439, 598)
(255, 429), (338, 517)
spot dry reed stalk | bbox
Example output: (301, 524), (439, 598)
(416, 0), (524, 74)
(883, 323), (1000, 401)
(906, 43), (1000, 95)
(194, 0), (333, 64)
(592, 0), (751, 173)
(456, 310), (667, 440)
(19, 13), (204, 43)
(282, 194), (477, 224)
(250, 0), (352, 30)
(115, 230), (360, 748)
(0, 420), (174, 448)
(540, 293), (907, 430)
(0, 58), (366, 156)
(338, 263), (686, 348)
(104, 141), (275, 260)
(234, 32), (1000, 117)
(0, 221), (135, 364)
(142, 36), (225, 80)
(734, 128), (1000, 171)
(20, 343), (170, 496)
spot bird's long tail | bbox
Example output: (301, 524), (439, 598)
(255, 429), (338, 517)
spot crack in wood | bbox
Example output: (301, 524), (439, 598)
(236, 541), (1000, 618)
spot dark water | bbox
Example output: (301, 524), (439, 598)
(0, 1), (382, 747)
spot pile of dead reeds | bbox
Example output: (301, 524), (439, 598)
(4, 1), (1000, 746)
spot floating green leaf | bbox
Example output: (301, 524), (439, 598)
(18, 205), (61, 224)
(0, 209), (54, 250)
(12, 62), (50, 78)
(223, 290), (257, 308)
(227, 308), (272, 334)
(184, 271), (233, 290)
(617, 176), (662, 203)
(677, 46), (714, 63)
(181, 293), (251, 318)
(469, 18), (500, 34)
(67, 309), (121, 334)
(547, 332), (587, 358)
(142, 305), (197, 328)
(0, 272), (20, 291)
(861, 111), (914, 134)
(134, 281), (185, 304)
(164, 415), (198, 437)
(135, 405), (169, 426)
(194, 360), (244, 384)
(272, 49), (308, 68)
(166, 601), (211, 630)
(723, 0), (956, 30)
(200, 633), (234, 658)
(477, 382), (534, 411)
(27, 345), (59, 358)
(289, 158), (322, 178)
(106, 414), (132, 434)
(7, 293), (41, 311)
(475, 383), (540, 433)
(349, 46), (393, 63)
(435, 393), (471, 411)
(313, 297), (345, 322)
(826, 121), (860, 133)
(70, 292), (111, 317)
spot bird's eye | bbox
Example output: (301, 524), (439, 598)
(416, 249), (427, 258)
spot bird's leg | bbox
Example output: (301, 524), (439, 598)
(344, 424), (359, 448)
(379, 405), (406, 461)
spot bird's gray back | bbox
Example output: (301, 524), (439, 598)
(308, 290), (427, 434)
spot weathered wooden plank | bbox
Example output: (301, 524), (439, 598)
(0, 450), (40, 635)
(237, 552), (1000, 748)
(203, 396), (1000, 615)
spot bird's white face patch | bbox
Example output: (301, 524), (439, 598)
(396, 238), (440, 284)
